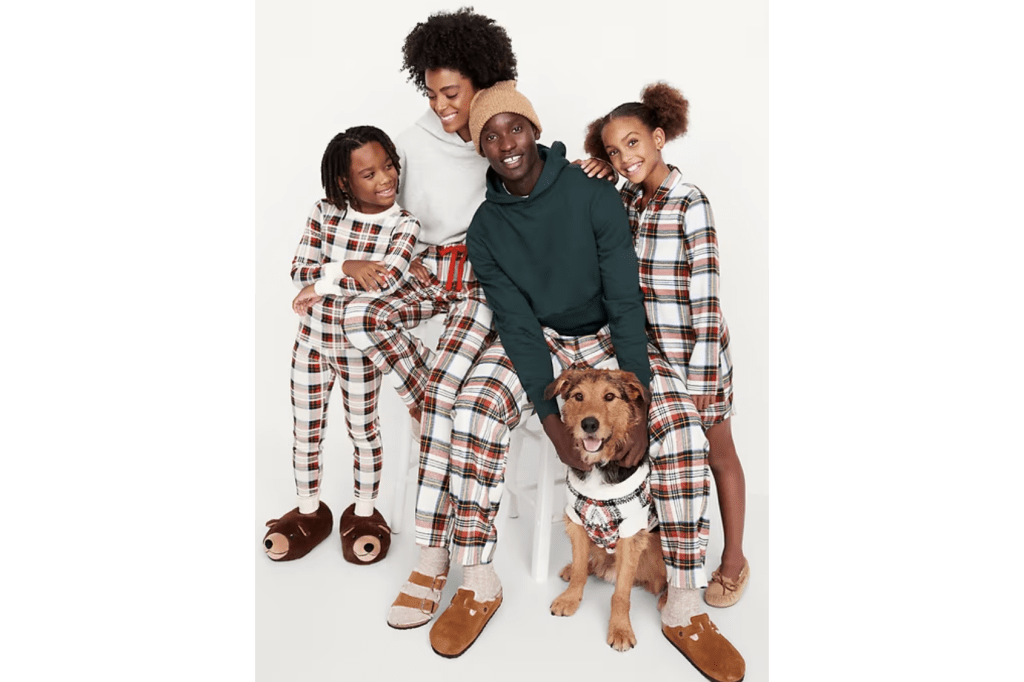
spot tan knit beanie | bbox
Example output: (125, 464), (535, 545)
(468, 80), (543, 156)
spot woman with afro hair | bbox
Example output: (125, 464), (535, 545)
(339, 7), (612, 629)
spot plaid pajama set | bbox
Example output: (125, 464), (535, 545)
(622, 167), (734, 426)
(445, 143), (712, 589)
(290, 200), (421, 513)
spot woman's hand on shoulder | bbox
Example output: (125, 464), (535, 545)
(571, 157), (618, 183)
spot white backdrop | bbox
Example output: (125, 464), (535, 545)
(256, 0), (768, 512)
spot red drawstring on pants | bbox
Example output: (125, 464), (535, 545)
(437, 244), (468, 292)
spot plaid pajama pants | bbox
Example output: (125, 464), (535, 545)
(341, 244), (495, 541)
(291, 303), (386, 509)
(447, 325), (711, 589)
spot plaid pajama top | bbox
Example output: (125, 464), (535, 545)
(621, 168), (730, 396)
(291, 200), (420, 351)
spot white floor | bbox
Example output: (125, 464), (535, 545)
(255, 443), (768, 681)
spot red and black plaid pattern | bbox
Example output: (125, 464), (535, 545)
(292, 200), (420, 352)
(445, 326), (711, 588)
(287, 199), (418, 505)
(566, 475), (658, 552)
(621, 169), (734, 425)
(339, 243), (496, 546)
(291, 339), (384, 505)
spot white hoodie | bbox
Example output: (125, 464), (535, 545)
(395, 109), (489, 251)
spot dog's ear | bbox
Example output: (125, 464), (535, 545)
(544, 369), (581, 400)
(611, 370), (651, 406)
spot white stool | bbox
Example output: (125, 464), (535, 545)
(384, 318), (565, 581)
(504, 409), (566, 582)
(389, 405), (564, 582)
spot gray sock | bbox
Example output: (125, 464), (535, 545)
(415, 546), (449, 577)
(387, 546), (450, 629)
(462, 563), (502, 602)
(661, 585), (703, 627)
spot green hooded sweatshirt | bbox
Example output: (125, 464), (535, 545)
(466, 141), (650, 421)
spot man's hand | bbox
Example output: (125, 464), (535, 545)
(618, 417), (650, 468)
(292, 285), (322, 315)
(343, 259), (388, 291)
(542, 413), (592, 472)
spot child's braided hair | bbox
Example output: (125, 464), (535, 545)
(400, 7), (517, 93)
(583, 82), (690, 163)
(320, 126), (401, 211)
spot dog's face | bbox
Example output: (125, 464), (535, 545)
(544, 369), (650, 467)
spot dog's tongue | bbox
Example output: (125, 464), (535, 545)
(583, 437), (603, 453)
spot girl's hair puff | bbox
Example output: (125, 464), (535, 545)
(401, 7), (517, 93)
(583, 82), (690, 162)
(320, 126), (401, 211)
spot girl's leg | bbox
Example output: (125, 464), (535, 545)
(706, 417), (747, 580)
(290, 339), (336, 513)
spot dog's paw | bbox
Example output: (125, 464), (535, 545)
(558, 563), (573, 582)
(607, 623), (637, 652)
(550, 591), (582, 617)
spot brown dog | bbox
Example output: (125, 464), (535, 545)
(544, 368), (667, 651)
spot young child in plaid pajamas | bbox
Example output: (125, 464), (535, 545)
(583, 82), (750, 609)
(262, 126), (423, 564)
(417, 81), (744, 681)
(318, 8), (515, 625)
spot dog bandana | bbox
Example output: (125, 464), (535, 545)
(565, 461), (659, 553)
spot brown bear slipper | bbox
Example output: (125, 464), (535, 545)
(662, 614), (745, 682)
(339, 503), (391, 565)
(263, 502), (334, 561)
(429, 589), (502, 658)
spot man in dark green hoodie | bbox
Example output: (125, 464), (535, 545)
(424, 81), (743, 682)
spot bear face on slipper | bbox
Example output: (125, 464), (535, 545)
(263, 502), (334, 561)
(339, 504), (391, 565)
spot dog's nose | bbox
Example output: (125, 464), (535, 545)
(581, 417), (599, 434)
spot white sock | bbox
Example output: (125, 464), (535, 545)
(462, 563), (501, 602)
(354, 499), (375, 517)
(297, 496), (320, 514)
(661, 585), (703, 627)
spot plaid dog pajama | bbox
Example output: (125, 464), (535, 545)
(341, 243), (495, 544)
(446, 325), (711, 589)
